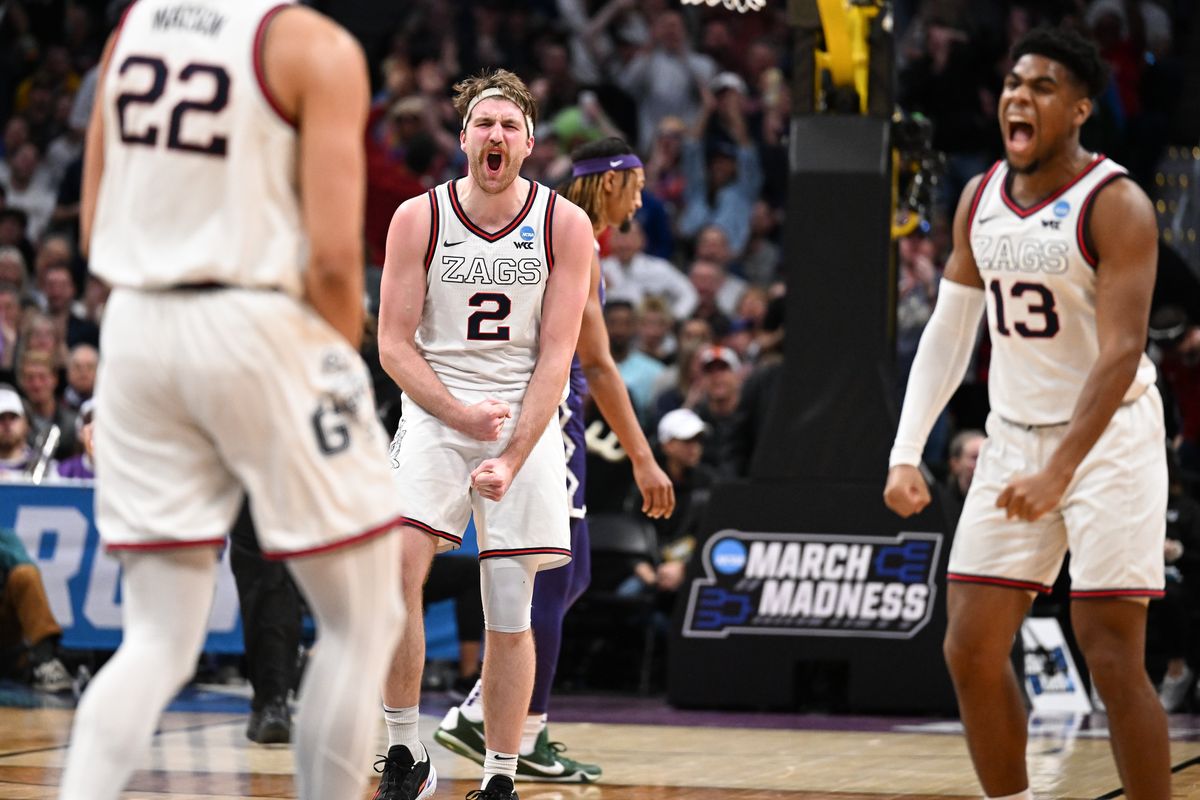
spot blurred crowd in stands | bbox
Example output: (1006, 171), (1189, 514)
(0, 0), (1198, 692)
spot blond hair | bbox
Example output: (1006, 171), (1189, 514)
(452, 69), (537, 135)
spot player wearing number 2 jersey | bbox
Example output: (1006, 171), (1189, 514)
(884, 26), (1170, 800)
(373, 69), (592, 800)
(62, 2), (407, 800)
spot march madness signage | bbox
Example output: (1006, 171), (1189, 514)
(682, 530), (944, 640)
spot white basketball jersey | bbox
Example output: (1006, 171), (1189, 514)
(969, 155), (1156, 425)
(91, 0), (307, 295)
(418, 179), (557, 401)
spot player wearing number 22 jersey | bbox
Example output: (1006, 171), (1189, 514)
(65, 2), (407, 800)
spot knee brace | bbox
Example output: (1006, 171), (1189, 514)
(480, 556), (538, 633)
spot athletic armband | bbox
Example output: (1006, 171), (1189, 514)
(889, 279), (986, 468)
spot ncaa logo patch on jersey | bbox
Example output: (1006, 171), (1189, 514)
(519, 225), (536, 241)
(1053, 200), (1070, 218)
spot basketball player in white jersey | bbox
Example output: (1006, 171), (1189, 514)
(60, 3), (406, 800)
(885, 27), (1169, 800)
(373, 69), (592, 800)
(434, 136), (675, 782)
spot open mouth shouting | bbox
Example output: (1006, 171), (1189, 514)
(485, 149), (505, 177)
(1005, 118), (1036, 159)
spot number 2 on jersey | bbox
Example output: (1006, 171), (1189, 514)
(989, 280), (1060, 338)
(115, 55), (229, 156)
(467, 292), (511, 341)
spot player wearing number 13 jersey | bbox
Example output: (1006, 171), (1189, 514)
(65, 3), (408, 800)
(884, 26), (1169, 800)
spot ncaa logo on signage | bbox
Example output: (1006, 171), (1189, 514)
(520, 225), (536, 241)
(711, 538), (747, 575)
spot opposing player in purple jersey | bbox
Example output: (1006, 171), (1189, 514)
(436, 137), (675, 781)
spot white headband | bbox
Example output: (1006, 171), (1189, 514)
(462, 87), (534, 136)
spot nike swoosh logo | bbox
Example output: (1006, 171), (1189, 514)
(977, 215), (999, 225)
(443, 239), (467, 247)
(609, 159), (623, 167)
(495, 755), (517, 761)
(517, 755), (565, 775)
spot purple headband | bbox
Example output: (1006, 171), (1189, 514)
(571, 154), (643, 178)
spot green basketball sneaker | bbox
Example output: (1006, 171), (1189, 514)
(515, 729), (602, 783)
(433, 706), (487, 765)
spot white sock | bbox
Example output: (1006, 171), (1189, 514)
(518, 712), (546, 755)
(383, 704), (426, 760)
(459, 678), (485, 723)
(986, 790), (1032, 800)
(483, 749), (518, 789)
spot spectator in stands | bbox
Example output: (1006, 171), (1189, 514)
(678, 78), (762, 255)
(63, 342), (95, 411)
(942, 429), (985, 521)
(40, 263), (98, 349)
(741, 199), (781, 286)
(56, 397), (93, 480)
(0, 525), (72, 692)
(0, 246), (28, 292)
(651, 335), (707, 426)
(0, 210), (35, 268)
(604, 299), (665, 424)
(621, 408), (714, 598)
(0, 285), (18, 380)
(687, 258), (742, 326)
(17, 312), (69, 375)
(898, 11), (998, 213)
(0, 118), (30, 165)
(617, 10), (718, 151)
(16, 350), (76, 459)
(896, 231), (940, 379)
(0, 142), (55, 239)
(601, 220), (698, 319)
(693, 345), (743, 479)
(0, 208), (34, 267)
(558, 0), (649, 86)
(0, 385), (35, 477)
(636, 296), (676, 364)
(644, 115), (688, 217)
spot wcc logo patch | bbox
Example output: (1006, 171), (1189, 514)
(682, 530), (943, 640)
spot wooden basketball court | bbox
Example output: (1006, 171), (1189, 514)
(5, 686), (1200, 799)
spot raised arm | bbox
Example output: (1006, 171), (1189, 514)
(577, 251), (675, 518)
(996, 177), (1158, 521)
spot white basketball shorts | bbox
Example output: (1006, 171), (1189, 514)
(948, 385), (1167, 598)
(389, 390), (571, 570)
(96, 288), (405, 558)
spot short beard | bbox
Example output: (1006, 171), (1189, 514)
(1006, 156), (1041, 175)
